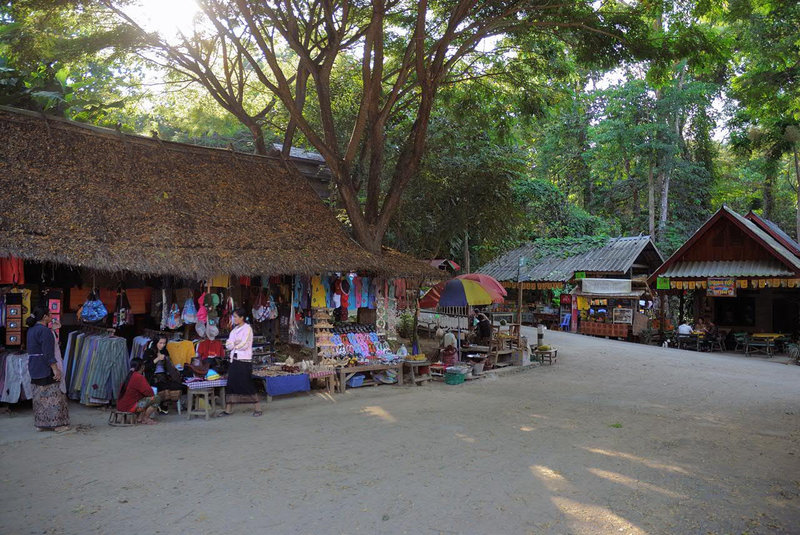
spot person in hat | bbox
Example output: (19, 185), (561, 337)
(117, 358), (160, 424)
(143, 336), (185, 414)
(218, 307), (262, 417)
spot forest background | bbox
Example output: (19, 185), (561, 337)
(1, 0), (798, 270)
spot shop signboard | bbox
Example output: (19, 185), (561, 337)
(707, 278), (736, 297)
(656, 277), (670, 290)
(612, 307), (633, 324)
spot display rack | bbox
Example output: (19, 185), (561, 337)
(312, 308), (335, 361)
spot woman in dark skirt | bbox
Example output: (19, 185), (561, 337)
(26, 306), (71, 432)
(219, 307), (262, 417)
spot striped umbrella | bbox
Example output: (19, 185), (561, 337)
(419, 278), (499, 308)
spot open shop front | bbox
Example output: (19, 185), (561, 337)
(0, 258), (435, 413)
(571, 278), (653, 340)
(0, 106), (441, 420)
(495, 281), (566, 328)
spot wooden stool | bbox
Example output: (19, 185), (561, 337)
(534, 349), (558, 365)
(108, 410), (137, 427)
(186, 389), (214, 420)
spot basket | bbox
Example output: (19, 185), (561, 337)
(444, 372), (466, 385)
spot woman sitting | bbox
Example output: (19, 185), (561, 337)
(117, 358), (160, 425)
(143, 336), (185, 414)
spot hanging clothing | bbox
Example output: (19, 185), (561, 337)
(360, 277), (370, 308)
(1, 353), (33, 403)
(166, 340), (196, 366)
(197, 339), (224, 360)
(210, 274), (230, 288)
(0, 256), (24, 285)
(310, 276), (326, 308)
(61, 333), (129, 405)
(354, 277), (363, 308)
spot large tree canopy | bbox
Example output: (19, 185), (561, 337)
(95, 0), (648, 252)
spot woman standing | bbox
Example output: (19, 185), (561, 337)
(219, 307), (262, 417)
(26, 306), (71, 432)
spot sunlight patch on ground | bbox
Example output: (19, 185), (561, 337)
(586, 468), (687, 499)
(360, 406), (396, 423)
(551, 496), (649, 535)
(455, 433), (476, 444)
(582, 447), (690, 475)
(520, 426), (535, 432)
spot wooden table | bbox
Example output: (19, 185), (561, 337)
(402, 360), (432, 386)
(336, 363), (404, 393)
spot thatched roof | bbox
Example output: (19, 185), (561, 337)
(0, 107), (437, 279)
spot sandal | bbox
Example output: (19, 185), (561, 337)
(216, 411), (233, 417)
(252, 411), (263, 417)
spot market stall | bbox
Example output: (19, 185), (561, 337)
(571, 278), (653, 340)
(0, 106), (441, 417)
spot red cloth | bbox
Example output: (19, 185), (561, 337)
(0, 257), (24, 285)
(117, 372), (154, 413)
(197, 339), (224, 360)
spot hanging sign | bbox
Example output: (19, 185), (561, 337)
(574, 271), (586, 279)
(656, 277), (670, 290)
(707, 277), (736, 297)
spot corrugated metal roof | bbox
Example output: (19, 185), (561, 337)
(660, 260), (794, 278)
(478, 236), (662, 282)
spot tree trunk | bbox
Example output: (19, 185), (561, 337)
(463, 230), (470, 274)
(626, 157), (639, 226)
(648, 159), (655, 237)
(764, 157), (777, 220)
(658, 161), (669, 239)
(794, 146), (800, 240)
(247, 122), (267, 155)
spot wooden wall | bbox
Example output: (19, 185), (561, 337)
(680, 218), (773, 262)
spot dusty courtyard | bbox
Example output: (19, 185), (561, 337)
(1, 328), (799, 535)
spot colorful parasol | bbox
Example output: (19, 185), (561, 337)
(456, 274), (507, 298)
(419, 278), (501, 308)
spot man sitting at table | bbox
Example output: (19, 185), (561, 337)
(677, 321), (693, 335)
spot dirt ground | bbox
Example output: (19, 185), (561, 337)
(1, 327), (799, 535)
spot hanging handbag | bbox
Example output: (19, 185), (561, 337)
(113, 288), (133, 328)
(166, 303), (183, 330)
(220, 295), (234, 330)
(80, 290), (108, 323)
(181, 297), (198, 325)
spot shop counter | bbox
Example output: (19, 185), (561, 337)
(579, 322), (629, 338)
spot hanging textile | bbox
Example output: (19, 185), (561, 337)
(310, 276), (326, 308)
(0, 256), (24, 285)
(61, 331), (129, 405)
(0, 352), (33, 403)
